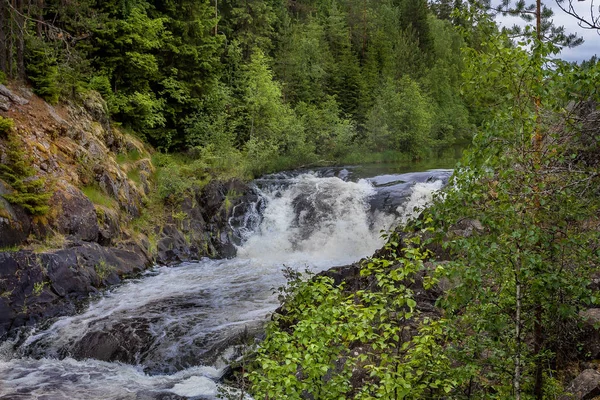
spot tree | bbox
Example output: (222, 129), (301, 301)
(365, 76), (433, 155)
(492, 0), (583, 47)
(399, 0), (434, 54)
(429, 8), (600, 398)
(555, 0), (600, 30)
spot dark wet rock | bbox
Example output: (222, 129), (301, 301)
(0, 173), (252, 337)
(0, 298), (14, 334)
(72, 319), (155, 364)
(561, 369), (600, 400)
(154, 179), (253, 264)
(156, 224), (189, 265)
(0, 243), (149, 338)
(52, 184), (99, 242)
(97, 208), (120, 246)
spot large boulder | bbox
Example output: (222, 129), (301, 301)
(52, 184), (99, 242)
(0, 242), (150, 338)
(561, 369), (600, 400)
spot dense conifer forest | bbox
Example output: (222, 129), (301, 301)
(0, 0), (474, 174)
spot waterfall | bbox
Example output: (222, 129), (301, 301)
(0, 167), (451, 400)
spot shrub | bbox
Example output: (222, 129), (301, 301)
(0, 116), (14, 136)
(0, 133), (52, 215)
(25, 37), (60, 104)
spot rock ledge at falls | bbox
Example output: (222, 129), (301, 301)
(0, 84), (254, 338)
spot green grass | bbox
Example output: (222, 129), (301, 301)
(0, 244), (20, 252)
(30, 232), (67, 253)
(127, 168), (142, 185)
(82, 185), (117, 208)
(116, 149), (142, 165)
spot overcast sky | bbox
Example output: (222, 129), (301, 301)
(495, 0), (600, 62)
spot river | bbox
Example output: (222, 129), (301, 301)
(0, 163), (454, 399)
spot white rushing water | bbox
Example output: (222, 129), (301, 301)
(0, 169), (451, 400)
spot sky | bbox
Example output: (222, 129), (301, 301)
(495, 0), (600, 62)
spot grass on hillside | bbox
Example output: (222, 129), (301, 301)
(116, 149), (142, 165)
(82, 185), (117, 208)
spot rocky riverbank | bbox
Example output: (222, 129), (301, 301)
(0, 84), (254, 338)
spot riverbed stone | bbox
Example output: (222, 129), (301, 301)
(71, 319), (154, 364)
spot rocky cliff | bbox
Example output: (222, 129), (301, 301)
(0, 84), (251, 337)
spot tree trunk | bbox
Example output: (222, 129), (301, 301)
(0, 1), (7, 74)
(214, 0), (218, 36)
(8, 0), (14, 78)
(533, 306), (544, 399)
(15, 0), (25, 80)
(36, 0), (43, 37)
(514, 259), (522, 400)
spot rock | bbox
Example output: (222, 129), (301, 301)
(52, 184), (99, 242)
(97, 208), (120, 246)
(450, 218), (484, 238)
(0, 298), (14, 334)
(0, 94), (10, 111)
(71, 319), (154, 364)
(0, 243), (149, 338)
(82, 90), (111, 133)
(156, 224), (189, 264)
(561, 369), (600, 399)
(579, 309), (600, 359)
(0, 84), (29, 105)
(198, 179), (251, 258)
(45, 103), (66, 125)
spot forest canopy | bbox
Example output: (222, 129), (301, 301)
(0, 0), (477, 173)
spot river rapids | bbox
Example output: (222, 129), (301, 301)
(0, 167), (452, 400)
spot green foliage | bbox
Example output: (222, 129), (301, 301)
(82, 185), (117, 208)
(247, 6), (600, 398)
(248, 234), (457, 399)
(116, 149), (142, 165)
(0, 117), (14, 136)
(400, 0), (434, 55)
(33, 281), (47, 296)
(420, 18), (600, 397)
(365, 77), (434, 156)
(295, 97), (355, 159)
(152, 153), (209, 203)
(5, 0), (474, 165)
(25, 38), (60, 105)
(0, 133), (52, 215)
(95, 259), (116, 282)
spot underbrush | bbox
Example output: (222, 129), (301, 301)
(244, 232), (457, 399)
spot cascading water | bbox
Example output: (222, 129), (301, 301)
(0, 167), (452, 400)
